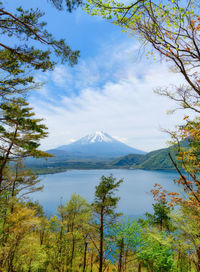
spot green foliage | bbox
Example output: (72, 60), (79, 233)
(109, 218), (143, 270)
(94, 174), (123, 217)
(111, 140), (189, 170)
(111, 154), (144, 167)
(137, 201), (175, 271)
(0, 2), (79, 98)
(171, 207), (200, 272)
(0, 4), (79, 68)
(138, 232), (175, 272)
(49, 0), (83, 12)
(3, 162), (43, 201)
(58, 193), (91, 232)
(110, 218), (142, 249)
(0, 98), (51, 193)
(93, 175), (123, 272)
(145, 201), (173, 231)
(26, 140), (190, 173)
(0, 0), (199, 271)
(0, 177), (197, 271)
(0, 98), (49, 157)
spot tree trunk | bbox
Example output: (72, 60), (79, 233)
(10, 165), (18, 213)
(7, 251), (15, 272)
(83, 241), (88, 272)
(188, 258), (191, 272)
(90, 253), (94, 272)
(138, 260), (142, 272)
(148, 263), (154, 272)
(40, 229), (45, 246)
(118, 238), (124, 272)
(99, 207), (104, 272)
(124, 249), (128, 272)
(70, 235), (75, 271)
(0, 127), (17, 190)
(194, 247), (200, 272)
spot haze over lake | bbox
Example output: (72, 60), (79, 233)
(31, 169), (181, 216)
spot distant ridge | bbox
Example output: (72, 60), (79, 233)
(110, 138), (189, 170)
(26, 137), (186, 174)
(55, 131), (146, 158)
(110, 147), (175, 170)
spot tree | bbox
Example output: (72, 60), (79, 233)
(0, 2), (80, 98)
(145, 200), (172, 231)
(0, 2), (82, 270)
(49, 0), (83, 12)
(0, 201), (42, 271)
(84, 1), (200, 130)
(46, 195), (91, 272)
(0, 97), (50, 192)
(85, 0), (200, 227)
(85, 0), (200, 111)
(58, 194), (91, 272)
(170, 207), (200, 272)
(109, 218), (142, 272)
(138, 231), (175, 272)
(84, 4), (200, 270)
(85, 1), (200, 120)
(4, 161), (43, 200)
(92, 174), (123, 272)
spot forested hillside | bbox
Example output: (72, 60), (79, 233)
(0, 0), (200, 271)
(110, 147), (177, 170)
(27, 145), (179, 174)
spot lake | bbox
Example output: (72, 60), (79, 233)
(31, 169), (181, 216)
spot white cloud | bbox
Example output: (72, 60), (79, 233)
(51, 65), (73, 87)
(113, 135), (128, 143)
(74, 60), (100, 89)
(36, 86), (49, 98)
(31, 40), (196, 152)
(69, 138), (76, 143)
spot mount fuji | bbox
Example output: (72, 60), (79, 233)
(50, 131), (146, 159)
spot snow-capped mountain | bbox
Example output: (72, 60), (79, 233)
(53, 131), (146, 158)
(74, 131), (114, 144)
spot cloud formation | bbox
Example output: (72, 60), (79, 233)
(31, 40), (193, 152)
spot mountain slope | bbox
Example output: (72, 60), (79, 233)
(110, 154), (145, 168)
(55, 131), (146, 158)
(137, 148), (175, 169)
(109, 146), (179, 170)
(27, 146), (178, 175)
(26, 133), (187, 174)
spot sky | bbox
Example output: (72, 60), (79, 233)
(7, 0), (194, 152)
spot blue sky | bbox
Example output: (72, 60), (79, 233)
(7, 0), (193, 152)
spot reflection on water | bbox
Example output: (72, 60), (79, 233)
(30, 169), (180, 216)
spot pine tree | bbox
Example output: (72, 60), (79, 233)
(0, 2), (80, 99)
(92, 175), (123, 272)
(0, 97), (51, 192)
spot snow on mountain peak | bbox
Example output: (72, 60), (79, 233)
(90, 131), (113, 143)
(56, 131), (146, 155)
(78, 131), (115, 144)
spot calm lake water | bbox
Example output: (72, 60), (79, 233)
(31, 169), (181, 216)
